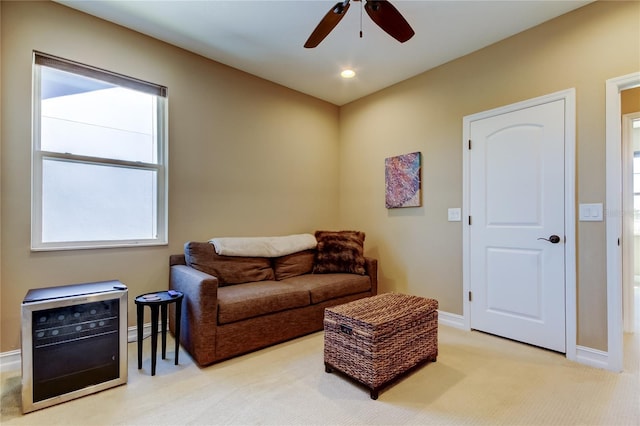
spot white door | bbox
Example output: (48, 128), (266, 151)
(468, 99), (566, 353)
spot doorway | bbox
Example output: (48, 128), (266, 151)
(462, 89), (577, 358)
(605, 72), (640, 372)
(622, 110), (640, 334)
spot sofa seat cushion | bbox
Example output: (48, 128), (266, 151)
(282, 273), (371, 304)
(217, 281), (310, 324)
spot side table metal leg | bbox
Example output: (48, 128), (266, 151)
(174, 297), (182, 365)
(161, 303), (168, 360)
(150, 305), (159, 376)
(137, 304), (143, 370)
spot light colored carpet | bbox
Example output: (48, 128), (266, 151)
(1, 325), (638, 425)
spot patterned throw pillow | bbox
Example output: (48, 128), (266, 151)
(313, 230), (366, 275)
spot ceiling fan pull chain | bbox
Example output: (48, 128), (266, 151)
(360, 0), (363, 38)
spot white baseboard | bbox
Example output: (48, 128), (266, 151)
(0, 312), (482, 373)
(0, 349), (22, 373)
(576, 345), (610, 370)
(438, 310), (465, 329)
(1, 316), (613, 373)
(127, 322), (156, 343)
(436, 310), (615, 371)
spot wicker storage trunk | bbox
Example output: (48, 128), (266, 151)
(324, 293), (438, 399)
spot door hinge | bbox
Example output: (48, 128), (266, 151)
(468, 139), (472, 150)
(468, 216), (472, 225)
(468, 291), (472, 302)
(618, 238), (621, 246)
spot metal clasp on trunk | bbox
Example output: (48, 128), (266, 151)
(340, 325), (352, 335)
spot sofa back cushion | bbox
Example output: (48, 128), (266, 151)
(184, 242), (275, 285)
(273, 249), (315, 280)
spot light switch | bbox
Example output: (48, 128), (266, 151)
(448, 208), (462, 222)
(579, 203), (603, 221)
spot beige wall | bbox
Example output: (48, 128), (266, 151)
(339, 1), (640, 350)
(0, 1), (339, 351)
(1, 1), (639, 354)
(622, 87), (640, 115)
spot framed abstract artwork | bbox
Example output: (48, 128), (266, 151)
(385, 152), (422, 208)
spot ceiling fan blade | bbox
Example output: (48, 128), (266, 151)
(364, 0), (414, 43)
(304, 1), (351, 48)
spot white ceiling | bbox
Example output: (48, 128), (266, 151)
(55, 0), (592, 106)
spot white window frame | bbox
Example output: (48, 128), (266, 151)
(31, 52), (168, 251)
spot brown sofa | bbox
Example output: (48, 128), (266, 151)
(169, 239), (378, 366)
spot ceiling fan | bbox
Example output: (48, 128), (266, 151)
(304, 0), (414, 48)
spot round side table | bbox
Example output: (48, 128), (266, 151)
(134, 290), (183, 376)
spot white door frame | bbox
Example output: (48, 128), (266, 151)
(605, 72), (640, 373)
(462, 88), (577, 362)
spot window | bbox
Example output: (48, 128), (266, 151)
(32, 52), (168, 250)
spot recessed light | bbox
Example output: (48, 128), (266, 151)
(341, 69), (356, 79)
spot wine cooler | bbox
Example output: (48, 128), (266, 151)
(21, 280), (128, 413)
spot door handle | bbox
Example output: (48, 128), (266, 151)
(537, 235), (561, 244)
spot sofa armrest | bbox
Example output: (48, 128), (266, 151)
(169, 264), (219, 366)
(170, 254), (186, 266)
(364, 257), (378, 295)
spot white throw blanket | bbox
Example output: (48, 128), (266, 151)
(209, 233), (317, 257)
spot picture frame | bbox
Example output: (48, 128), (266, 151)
(385, 151), (422, 208)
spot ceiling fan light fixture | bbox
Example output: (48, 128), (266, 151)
(341, 69), (356, 79)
